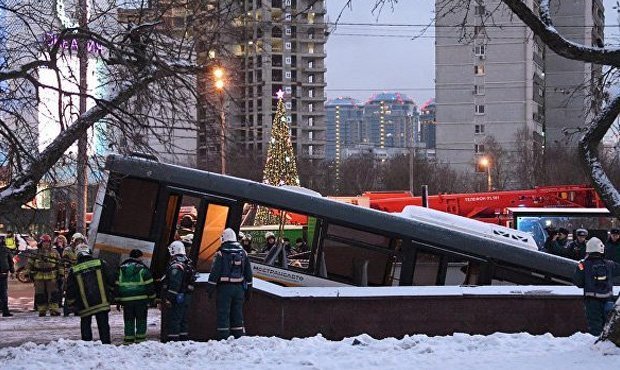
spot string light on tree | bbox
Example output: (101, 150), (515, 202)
(255, 90), (300, 225)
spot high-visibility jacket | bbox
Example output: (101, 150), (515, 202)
(66, 256), (115, 317)
(116, 258), (156, 303)
(26, 248), (63, 280)
(5, 236), (17, 251)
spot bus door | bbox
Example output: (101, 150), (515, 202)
(150, 187), (239, 279)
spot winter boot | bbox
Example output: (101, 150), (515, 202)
(39, 311), (47, 317)
(2, 311), (13, 317)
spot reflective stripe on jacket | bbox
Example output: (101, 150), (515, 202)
(66, 257), (115, 317)
(27, 249), (63, 280)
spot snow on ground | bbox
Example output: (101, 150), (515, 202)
(1, 332), (619, 370)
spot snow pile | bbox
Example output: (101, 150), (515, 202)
(1, 332), (619, 370)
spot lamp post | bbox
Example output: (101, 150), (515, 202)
(479, 156), (492, 191)
(213, 67), (226, 174)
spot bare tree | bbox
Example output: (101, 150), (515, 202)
(0, 0), (243, 224)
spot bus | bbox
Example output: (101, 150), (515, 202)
(88, 154), (577, 288)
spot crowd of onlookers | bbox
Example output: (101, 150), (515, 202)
(542, 227), (620, 265)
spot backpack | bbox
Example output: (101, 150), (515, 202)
(220, 249), (245, 282)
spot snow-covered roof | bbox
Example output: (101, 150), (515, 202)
(398, 206), (539, 251)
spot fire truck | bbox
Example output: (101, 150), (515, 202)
(357, 185), (602, 226)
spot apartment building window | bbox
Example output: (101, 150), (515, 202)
(308, 75), (314, 83)
(285, 102), (292, 109)
(474, 44), (485, 57)
(475, 124), (485, 134)
(475, 144), (485, 153)
(287, 116), (292, 123)
(285, 86), (292, 94)
(285, 71), (291, 79)
(474, 5), (485, 15)
(475, 104), (485, 114)
(309, 132), (314, 141)
(309, 103), (314, 112)
(308, 44), (314, 54)
(309, 117), (314, 126)
(285, 42), (292, 50)
(309, 89), (314, 98)
(285, 27), (292, 35)
(285, 56), (291, 64)
(308, 13), (315, 24)
(285, 13), (292, 21)
(474, 85), (485, 95)
(474, 65), (485, 75)
(474, 25), (484, 36)
(308, 61), (314, 68)
(285, 0), (291, 6)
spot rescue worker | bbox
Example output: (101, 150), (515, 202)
(65, 244), (115, 344)
(0, 237), (15, 317)
(26, 234), (63, 316)
(4, 230), (18, 253)
(605, 228), (620, 284)
(261, 232), (276, 253)
(61, 233), (83, 316)
(207, 228), (253, 340)
(178, 215), (195, 238)
(53, 235), (68, 308)
(162, 240), (196, 342)
(548, 227), (570, 257)
(573, 237), (620, 336)
(568, 228), (589, 260)
(240, 233), (253, 254)
(117, 249), (155, 344)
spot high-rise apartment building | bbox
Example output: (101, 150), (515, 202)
(435, 0), (545, 180)
(325, 97), (363, 161)
(419, 98), (436, 155)
(435, 0), (603, 184)
(362, 93), (417, 151)
(544, 0), (604, 147)
(221, 0), (328, 170)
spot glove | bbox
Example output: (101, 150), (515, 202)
(206, 283), (215, 299)
(244, 287), (252, 302)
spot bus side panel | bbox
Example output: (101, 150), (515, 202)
(93, 233), (155, 269)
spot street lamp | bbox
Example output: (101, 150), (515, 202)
(479, 156), (492, 191)
(213, 67), (226, 174)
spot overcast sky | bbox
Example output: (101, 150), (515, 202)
(325, 0), (619, 107)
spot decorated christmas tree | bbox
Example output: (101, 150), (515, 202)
(255, 90), (300, 225)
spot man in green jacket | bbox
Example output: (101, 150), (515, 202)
(117, 249), (155, 344)
(207, 228), (253, 339)
(66, 245), (115, 344)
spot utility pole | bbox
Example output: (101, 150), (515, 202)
(76, 0), (88, 234)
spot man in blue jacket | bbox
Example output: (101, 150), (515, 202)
(207, 228), (253, 339)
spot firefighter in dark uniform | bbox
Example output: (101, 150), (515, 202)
(240, 233), (253, 254)
(162, 241), (196, 342)
(573, 237), (620, 336)
(26, 234), (63, 316)
(66, 245), (116, 344)
(207, 228), (253, 339)
(0, 237), (15, 317)
(117, 249), (155, 344)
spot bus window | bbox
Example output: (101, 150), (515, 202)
(176, 195), (200, 256)
(412, 252), (441, 285)
(101, 176), (159, 239)
(195, 204), (229, 272)
(321, 224), (393, 286)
